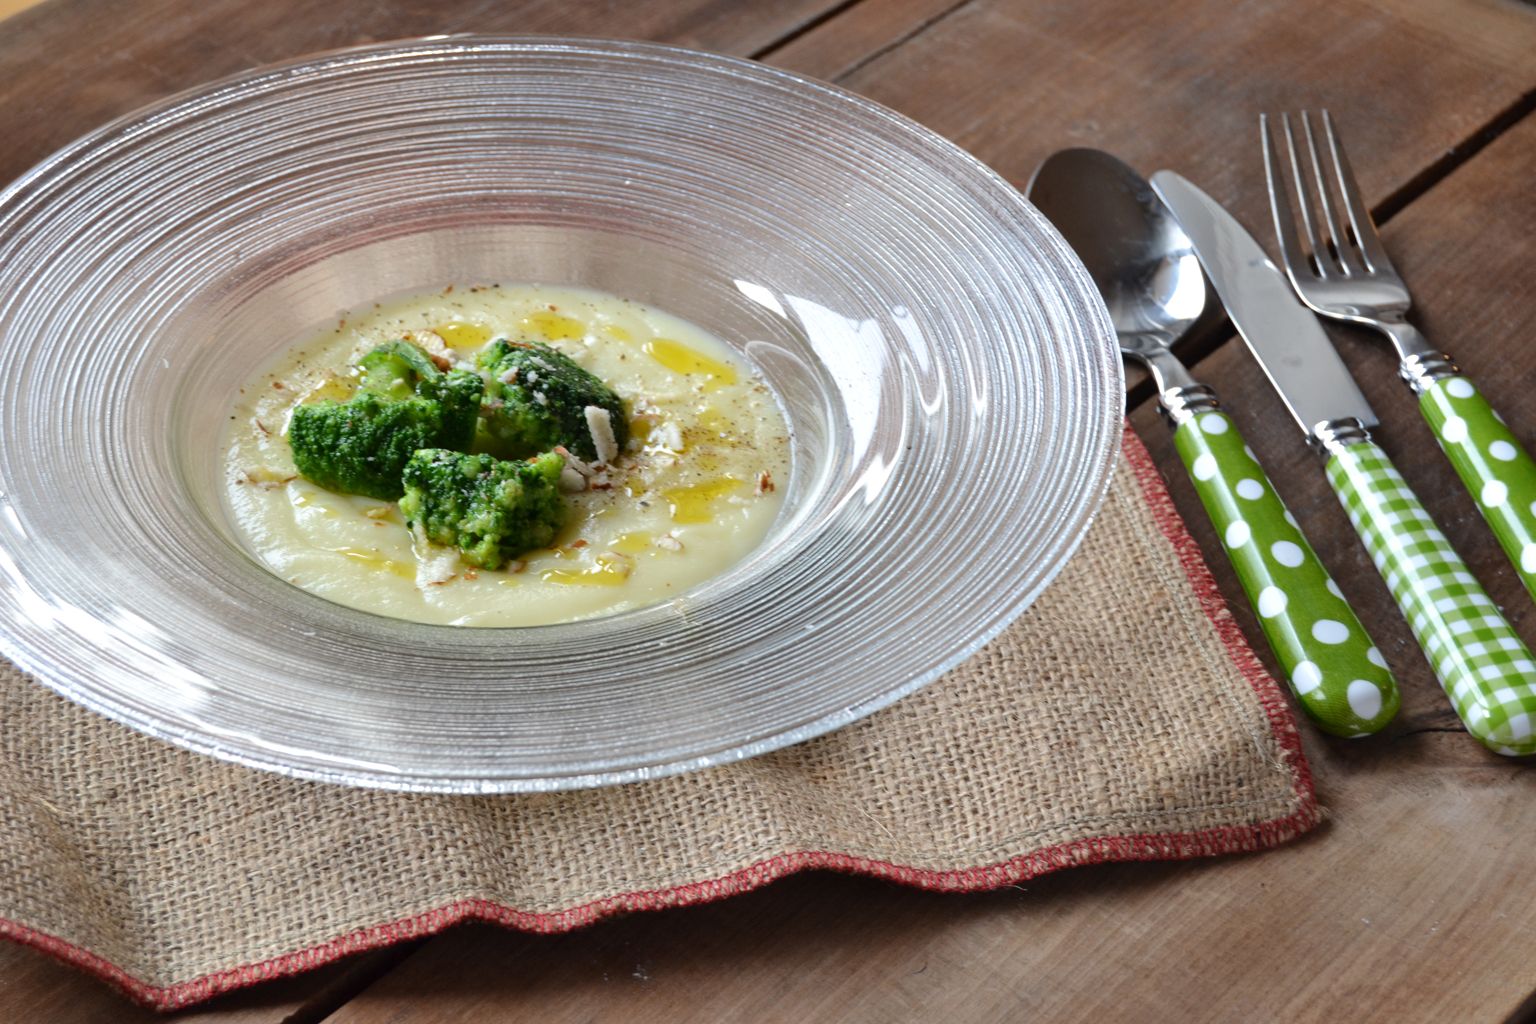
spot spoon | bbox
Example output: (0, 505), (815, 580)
(1027, 149), (1399, 738)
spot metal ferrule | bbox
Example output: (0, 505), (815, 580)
(1159, 383), (1219, 428)
(1310, 418), (1373, 457)
(1377, 319), (1457, 395)
(1398, 351), (1459, 394)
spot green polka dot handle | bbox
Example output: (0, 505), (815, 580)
(1174, 410), (1398, 736)
(1420, 376), (1536, 605)
(1326, 439), (1536, 755)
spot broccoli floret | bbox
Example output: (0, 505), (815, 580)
(288, 342), (483, 500)
(399, 449), (567, 570)
(476, 340), (628, 461)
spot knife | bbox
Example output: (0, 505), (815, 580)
(1026, 148), (1396, 738)
(1152, 169), (1536, 756)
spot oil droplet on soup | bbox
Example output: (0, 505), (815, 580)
(643, 338), (739, 391)
(433, 321), (491, 349)
(221, 283), (791, 627)
(664, 478), (744, 524)
(520, 310), (587, 341)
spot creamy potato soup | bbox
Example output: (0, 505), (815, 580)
(223, 284), (791, 626)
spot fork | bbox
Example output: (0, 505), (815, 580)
(1263, 110), (1536, 604)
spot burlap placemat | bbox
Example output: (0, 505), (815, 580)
(0, 428), (1318, 1010)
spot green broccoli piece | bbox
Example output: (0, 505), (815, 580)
(399, 448), (568, 570)
(476, 340), (628, 462)
(288, 341), (483, 501)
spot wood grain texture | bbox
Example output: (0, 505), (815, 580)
(3, 0), (1536, 1019)
(1119, 112), (1536, 1021)
(764, 0), (966, 81)
(1134, 112), (1536, 740)
(0, 0), (847, 189)
(325, 29), (1536, 1024)
(812, 0), (1536, 395)
(0, 8), (858, 1022)
(832, 0), (1536, 221)
(0, 940), (412, 1023)
(271, 733), (1536, 1024)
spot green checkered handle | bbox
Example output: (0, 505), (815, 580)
(1419, 375), (1536, 605)
(1323, 429), (1536, 755)
(1173, 409), (1398, 736)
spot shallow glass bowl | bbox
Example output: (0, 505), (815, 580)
(0, 37), (1120, 791)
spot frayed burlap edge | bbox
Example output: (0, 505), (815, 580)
(0, 424), (1320, 1010)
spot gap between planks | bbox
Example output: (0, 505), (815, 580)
(1126, 84), (1536, 417)
(263, 14), (967, 1024)
(755, 0), (977, 80)
(281, 21), (1536, 1024)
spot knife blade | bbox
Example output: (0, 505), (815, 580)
(1026, 149), (1396, 738)
(1151, 169), (1536, 756)
(1149, 170), (1377, 444)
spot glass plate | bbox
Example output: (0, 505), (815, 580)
(0, 37), (1120, 792)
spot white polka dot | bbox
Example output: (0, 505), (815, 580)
(1271, 540), (1305, 568)
(1225, 520), (1251, 548)
(1490, 440), (1517, 462)
(1482, 480), (1508, 508)
(1327, 579), (1345, 600)
(1442, 416), (1468, 443)
(1529, 500), (1536, 520)
(1283, 510), (1298, 528)
(1201, 414), (1229, 435)
(1235, 478), (1264, 500)
(1258, 586), (1288, 618)
(1347, 680), (1384, 720)
(1446, 378), (1475, 399)
(1244, 445), (1258, 461)
(1367, 646), (1388, 669)
(1192, 453), (1217, 481)
(1292, 661), (1322, 694)
(1521, 543), (1536, 575)
(1313, 619), (1350, 644)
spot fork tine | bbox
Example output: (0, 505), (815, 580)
(1320, 110), (1395, 275)
(1261, 114), (1316, 285)
(1279, 113), (1338, 279)
(1299, 111), (1359, 276)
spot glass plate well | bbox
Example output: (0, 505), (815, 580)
(0, 37), (1120, 792)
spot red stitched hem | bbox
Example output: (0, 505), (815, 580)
(0, 421), (1319, 1012)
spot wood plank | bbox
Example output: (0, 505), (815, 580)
(316, 740), (1533, 1024)
(832, 0), (1536, 221)
(4, 0), (1536, 1019)
(0, 940), (416, 1023)
(765, 0), (967, 81)
(1133, 114), (1536, 736)
(321, 114), (1536, 1024)
(321, 6), (1536, 1022)
(0, 0), (849, 189)
(0, 4), (876, 1018)
(1118, 111), (1536, 1018)
(812, 0), (1536, 396)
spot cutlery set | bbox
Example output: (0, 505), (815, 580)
(1029, 112), (1536, 755)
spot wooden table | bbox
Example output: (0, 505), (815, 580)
(4, 1), (1536, 1020)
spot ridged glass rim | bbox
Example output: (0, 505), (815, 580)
(0, 36), (1121, 792)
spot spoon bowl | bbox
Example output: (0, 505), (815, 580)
(1027, 148), (1209, 385)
